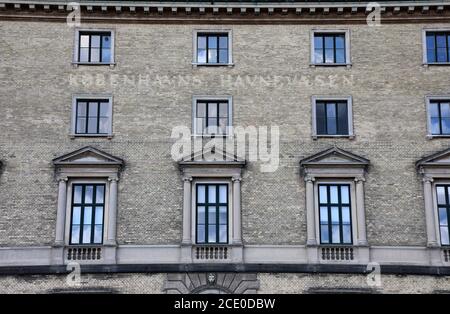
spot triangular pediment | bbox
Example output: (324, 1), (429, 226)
(300, 147), (369, 168)
(53, 146), (124, 166)
(178, 147), (245, 166)
(416, 148), (450, 168)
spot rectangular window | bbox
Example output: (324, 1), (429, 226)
(77, 31), (112, 64)
(318, 184), (352, 245)
(194, 99), (230, 135)
(426, 31), (450, 63)
(70, 184), (105, 245)
(313, 33), (346, 64)
(316, 101), (349, 135)
(429, 100), (450, 135)
(75, 99), (111, 135)
(196, 33), (229, 64)
(436, 185), (450, 245)
(196, 184), (228, 244)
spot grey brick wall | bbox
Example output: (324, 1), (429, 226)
(1, 21), (450, 248)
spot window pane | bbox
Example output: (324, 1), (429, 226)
(208, 225), (217, 243)
(71, 225), (80, 244)
(91, 48), (100, 62)
(208, 103), (217, 117)
(102, 35), (111, 47)
(441, 227), (449, 245)
(72, 206), (81, 224)
(219, 36), (228, 49)
(325, 48), (334, 63)
(314, 36), (323, 48)
(219, 118), (228, 134)
(208, 206), (216, 224)
(197, 102), (206, 117)
(324, 36), (334, 48)
(441, 103), (450, 117)
(80, 35), (90, 47)
(327, 118), (337, 134)
(437, 48), (447, 62)
(102, 48), (111, 62)
(335, 48), (345, 63)
(342, 206), (351, 223)
(197, 225), (205, 243)
(208, 49), (217, 63)
(431, 117), (441, 134)
(94, 225), (103, 243)
(439, 207), (448, 226)
(442, 118), (450, 134)
(99, 117), (109, 133)
(316, 102), (326, 134)
(340, 185), (349, 204)
(197, 49), (206, 63)
(85, 186), (93, 203)
(77, 102), (87, 117)
(76, 118), (86, 134)
(320, 207), (328, 223)
(82, 225), (91, 243)
(99, 102), (109, 117)
(429, 103), (439, 118)
(426, 34), (435, 49)
(95, 206), (103, 224)
(196, 117), (206, 134)
(83, 207), (92, 224)
(327, 103), (336, 117)
(314, 49), (323, 63)
(219, 206), (227, 224)
(342, 225), (352, 244)
(437, 187), (446, 204)
(87, 118), (98, 133)
(88, 103), (98, 117)
(219, 185), (227, 203)
(331, 206), (340, 223)
(331, 225), (341, 243)
(79, 48), (89, 62)
(208, 36), (217, 49)
(219, 225), (227, 243)
(197, 206), (205, 224)
(198, 36), (206, 49)
(319, 185), (328, 203)
(197, 185), (205, 203)
(330, 186), (338, 203)
(219, 103), (228, 117)
(74, 186), (82, 203)
(219, 49), (228, 63)
(335, 35), (345, 48)
(437, 35), (446, 48)
(427, 49), (436, 63)
(320, 225), (329, 243)
(91, 35), (100, 48)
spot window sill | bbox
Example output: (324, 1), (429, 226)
(312, 135), (355, 140)
(427, 134), (450, 139)
(191, 134), (232, 138)
(423, 62), (450, 66)
(192, 63), (234, 67)
(310, 63), (352, 68)
(72, 62), (116, 68)
(70, 134), (114, 139)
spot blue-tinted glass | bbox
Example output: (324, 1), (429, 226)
(91, 35), (100, 48)
(324, 36), (334, 48)
(95, 207), (103, 224)
(102, 35), (111, 48)
(88, 103), (98, 117)
(342, 225), (352, 244)
(335, 35), (345, 48)
(427, 49), (436, 63)
(219, 185), (227, 203)
(208, 36), (217, 49)
(439, 207), (448, 226)
(102, 48), (111, 62)
(320, 207), (328, 223)
(331, 207), (340, 223)
(426, 34), (435, 49)
(96, 186), (104, 203)
(429, 103), (439, 118)
(327, 117), (337, 134)
(327, 103), (336, 118)
(198, 49), (206, 63)
(441, 227), (449, 245)
(337, 102), (348, 134)
(84, 207), (92, 224)
(197, 185), (205, 203)
(341, 186), (349, 204)
(219, 206), (227, 224)
(94, 225), (102, 243)
(314, 49), (324, 63)
(82, 225), (91, 243)
(320, 225), (329, 243)
(325, 48), (334, 63)
(208, 186), (216, 203)
(76, 118), (86, 134)
(441, 103), (450, 117)
(85, 186), (93, 203)
(79, 48), (89, 62)
(441, 118), (450, 134)
(71, 225), (80, 244)
(319, 185), (328, 203)
(72, 207), (81, 224)
(87, 118), (97, 133)
(314, 36), (323, 48)
(437, 35), (446, 48)
(431, 117), (441, 134)
(219, 49), (228, 63)
(208, 49), (217, 63)
(198, 36), (206, 49)
(74, 185), (82, 203)
(77, 102), (86, 117)
(208, 225), (216, 243)
(335, 48), (345, 63)
(90, 48), (100, 62)
(80, 35), (89, 48)
(316, 102), (326, 134)
(437, 187), (446, 204)
(197, 206), (205, 224)
(219, 225), (227, 243)
(197, 225), (205, 243)
(219, 36), (228, 48)
(342, 207), (351, 224)
(331, 225), (340, 243)
(437, 48), (447, 62)
(208, 206), (216, 224)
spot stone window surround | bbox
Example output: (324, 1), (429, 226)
(310, 28), (351, 67)
(425, 95), (450, 139)
(311, 95), (354, 139)
(70, 94), (114, 138)
(192, 95), (233, 137)
(192, 29), (233, 67)
(422, 27), (450, 66)
(72, 28), (116, 67)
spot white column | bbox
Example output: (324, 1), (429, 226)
(55, 178), (67, 246)
(355, 176), (368, 246)
(232, 177), (242, 244)
(106, 177), (118, 245)
(305, 175), (316, 245)
(423, 176), (438, 247)
(182, 176), (192, 244)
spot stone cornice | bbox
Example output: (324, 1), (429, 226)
(1, 1), (450, 23)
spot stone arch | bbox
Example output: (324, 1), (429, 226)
(163, 273), (259, 294)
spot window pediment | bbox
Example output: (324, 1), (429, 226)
(300, 147), (369, 168)
(53, 146), (123, 166)
(416, 148), (450, 170)
(178, 148), (245, 168)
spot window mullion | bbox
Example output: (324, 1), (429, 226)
(439, 102), (443, 135)
(79, 185), (85, 245)
(88, 35), (91, 63)
(216, 185), (219, 243)
(97, 102), (100, 134)
(338, 185), (344, 244)
(99, 35), (103, 63)
(327, 185), (332, 244)
(91, 185), (96, 244)
(206, 35), (209, 63)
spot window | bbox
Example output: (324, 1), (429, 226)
(70, 184), (105, 245)
(436, 185), (450, 245)
(71, 96), (113, 137)
(425, 31), (450, 64)
(318, 184), (352, 245)
(74, 30), (115, 65)
(193, 30), (232, 65)
(312, 96), (353, 138)
(196, 184), (228, 244)
(428, 100), (450, 136)
(193, 97), (232, 136)
(311, 30), (350, 65)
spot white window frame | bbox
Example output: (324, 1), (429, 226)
(192, 95), (233, 137)
(422, 28), (450, 66)
(73, 28), (115, 66)
(311, 96), (354, 139)
(425, 95), (450, 139)
(431, 180), (450, 246)
(71, 94), (114, 138)
(191, 179), (233, 245)
(192, 29), (233, 66)
(310, 29), (351, 66)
